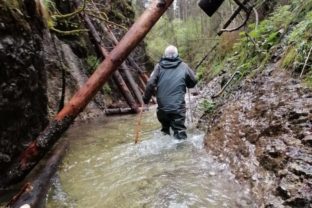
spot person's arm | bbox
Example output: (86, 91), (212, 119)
(142, 64), (159, 104)
(185, 65), (197, 88)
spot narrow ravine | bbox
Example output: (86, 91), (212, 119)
(46, 110), (255, 208)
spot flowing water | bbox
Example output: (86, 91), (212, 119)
(46, 110), (255, 208)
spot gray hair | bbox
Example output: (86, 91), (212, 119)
(164, 45), (178, 59)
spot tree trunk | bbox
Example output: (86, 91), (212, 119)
(0, 0), (174, 188)
(81, 11), (139, 111)
(105, 107), (135, 115)
(94, 15), (150, 85)
(112, 71), (138, 112)
(88, 5), (145, 105)
(7, 140), (69, 208)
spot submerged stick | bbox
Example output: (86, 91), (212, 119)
(134, 105), (144, 144)
(187, 89), (193, 124)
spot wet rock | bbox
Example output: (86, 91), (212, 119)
(302, 135), (312, 146)
(0, 153), (11, 163)
(244, 126), (259, 144)
(277, 174), (300, 199)
(0, 1), (48, 173)
(289, 161), (312, 178)
(202, 66), (312, 207)
(284, 197), (311, 208)
(259, 154), (285, 172)
(265, 139), (287, 158)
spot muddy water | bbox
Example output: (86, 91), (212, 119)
(46, 110), (255, 208)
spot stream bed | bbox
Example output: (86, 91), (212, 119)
(46, 110), (255, 208)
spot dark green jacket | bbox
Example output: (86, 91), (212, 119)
(143, 57), (197, 113)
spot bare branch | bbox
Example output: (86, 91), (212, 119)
(52, 0), (87, 20)
(49, 27), (88, 35)
(300, 47), (312, 78)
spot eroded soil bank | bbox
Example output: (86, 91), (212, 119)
(202, 65), (312, 207)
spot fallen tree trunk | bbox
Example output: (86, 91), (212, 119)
(105, 108), (135, 115)
(81, 12), (143, 107)
(0, 0), (174, 188)
(112, 71), (139, 112)
(119, 66), (143, 105)
(88, 8), (144, 105)
(126, 57), (150, 83)
(96, 16), (150, 90)
(7, 140), (69, 208)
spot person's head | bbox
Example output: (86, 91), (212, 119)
(164, 45), (178, 59)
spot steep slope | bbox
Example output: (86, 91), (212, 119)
(0, 0), (49, 174)
(195, 1), (312, 207)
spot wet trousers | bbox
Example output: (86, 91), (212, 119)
(156, 109), (187, 140)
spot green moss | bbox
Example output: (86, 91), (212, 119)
(281, 47), (297, 69)
(305, 73), (312, 87)
(288, 11), (312, 43)
(85, 55), (100, 73)
(105, 0), (135, 26)
(3, 0), (21, 9)
(199, 100), (216, 113)
(103, 84), (112, 95)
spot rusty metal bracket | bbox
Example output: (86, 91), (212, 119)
(217, 0), (253, 36)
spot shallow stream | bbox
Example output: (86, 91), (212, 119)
(46, 110), (255, 208)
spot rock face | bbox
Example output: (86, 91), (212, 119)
(0, 1), (48, 171)
(44, 35), (106, 120)
(204, 65), (312, 207)
(0, 0), (146, 184)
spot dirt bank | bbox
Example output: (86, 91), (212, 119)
(203, 65), (312, 207)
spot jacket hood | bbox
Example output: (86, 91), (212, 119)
(159, 57), (182, 69)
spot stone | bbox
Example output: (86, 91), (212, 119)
(302, 135), (312, 146)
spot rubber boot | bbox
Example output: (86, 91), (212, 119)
(174, 131), (187, 140)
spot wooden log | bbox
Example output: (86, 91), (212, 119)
(138, 75), (147, 91)
(80, 11), (139, 111)
(7, 140), (69, 208)
(105, 108), (134, 115)
(95, 18), (153, 104)
(0, 0), (174, 187)
(87, 3), (144, 105)
(95, 15), (150, 89)
(119, 66), (143, 105)
(112, 71), (139, 112)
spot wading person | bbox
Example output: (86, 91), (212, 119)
(143, 45), (197, 140)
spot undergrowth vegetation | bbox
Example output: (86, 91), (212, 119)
(198, 0), (312, 87)
(199, 100), (216, 113)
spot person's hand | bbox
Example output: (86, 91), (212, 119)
(142, 96), (149, 105)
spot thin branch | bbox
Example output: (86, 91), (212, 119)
(300, 46), (312, 78)
(85, 9), (109, 20)
(244, 32), (261, 51)
(212, 71), (242, 98)
(50, 27), (89, 35)
(52, 0), (87, 20)
(86, 12), (128, 31)
(253, 6), (259, 29)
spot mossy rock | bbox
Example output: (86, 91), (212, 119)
(105, 0), (135, 26)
